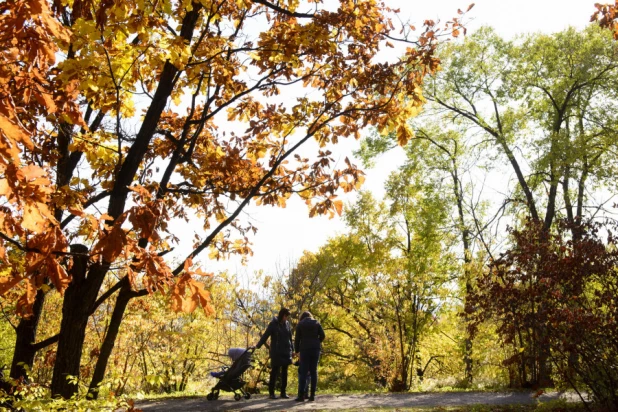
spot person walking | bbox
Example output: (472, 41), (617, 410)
(294, 311), (325, 402)
(254, 308), (294, 399)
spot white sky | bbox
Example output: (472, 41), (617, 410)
(178, 0), (601, 277)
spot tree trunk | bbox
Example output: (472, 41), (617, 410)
(450, 164), (474, 385)
(88, 279), (144, 399)
(463, 278), (474, 385)
(8, 289), (46, 385)
(50, 298), (88, 398)
(50, 246), (103, 398)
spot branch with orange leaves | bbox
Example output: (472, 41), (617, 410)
(171, 91), (408, 275)
(0, 231), (86, 257)
(384, 3), (475, 46)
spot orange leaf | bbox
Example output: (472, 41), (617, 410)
(47, 257), (70, 294)
(22, 203), (51, 233)
(0, 273), (22, 296)
(68, 207), (85, 217)
(0, 179), (13, 198)
(16, 164), (47, 181)
(0, 114), (34, 150)
(16, 278), (37, 317)
(333, 200), (343, 216)
(33, 85), (58, 114)
(92, 224), (127, 262)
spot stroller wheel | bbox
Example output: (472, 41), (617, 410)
(234, 393), (242, 401)
(206, 393), (214, 401)
(244, 393), (251, 399)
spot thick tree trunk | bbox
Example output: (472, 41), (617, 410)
(50, 245), (102, 398)
(50, 299), (89, 398)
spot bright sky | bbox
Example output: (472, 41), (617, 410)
(180, 0), (601, 277)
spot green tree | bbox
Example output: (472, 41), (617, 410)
(424, 25), (618, 386)
(289, 174), (455, 390)
(360, 118), (490, 385)
(427, 26), (618, 231)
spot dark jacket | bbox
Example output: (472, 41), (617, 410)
(256, 317), (294, 366)
(294, 317), (325, 352)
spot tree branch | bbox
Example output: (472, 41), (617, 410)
(250, 0), (315, 18)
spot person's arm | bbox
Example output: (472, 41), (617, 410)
(294, 324), (301, 354)
(288, 322), (295, 353)
(255, 322), (273, 349)
(318, 323), (325, 342)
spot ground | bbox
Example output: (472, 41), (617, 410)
(138, 391), (581, 411)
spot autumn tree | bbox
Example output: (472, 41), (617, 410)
(0, 0), (459, 400)
(469, 219), (618, 408)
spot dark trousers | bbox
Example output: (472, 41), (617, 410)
(298, 349), (320, 398)
(268, 364), (289, 395)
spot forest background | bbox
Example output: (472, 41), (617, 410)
(1, 0), (618, 411)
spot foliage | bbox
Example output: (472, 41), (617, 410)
(469, 219), (618, 408)
(0, 0), (447, 315)
(0, 0), (468, 399)
(286, 177), (457, 391)
(427, 25), (618, 231)
(0, 384), (138, 412)
(592, 1), (618, 39)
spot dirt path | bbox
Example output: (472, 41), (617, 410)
(139, 391), (576, 411)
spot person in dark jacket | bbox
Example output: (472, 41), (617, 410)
(294, 311), (325, 402)
(253, 308), (294, 399)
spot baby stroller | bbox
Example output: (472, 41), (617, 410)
(206, 347), (254, 401)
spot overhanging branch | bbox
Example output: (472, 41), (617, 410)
(250, 0), (315, 18)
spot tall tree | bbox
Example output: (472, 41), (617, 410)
(0, 0), (454, 399)
(424, 26), (618, 386)
(359, 120), (487, 385)
(289, 179), (454, 391)
(427, 26), (618, 232)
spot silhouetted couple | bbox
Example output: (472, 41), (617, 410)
(254, 308), (325, 402)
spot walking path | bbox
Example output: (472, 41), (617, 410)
(139, 391), (577, 411)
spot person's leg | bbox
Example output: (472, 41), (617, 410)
(280, 365), (289, 397)
(308, 350), (320, 400)
(296, 353), (308, 401)
(304, 370), (310, 398)
(268, 364), (280, 398)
